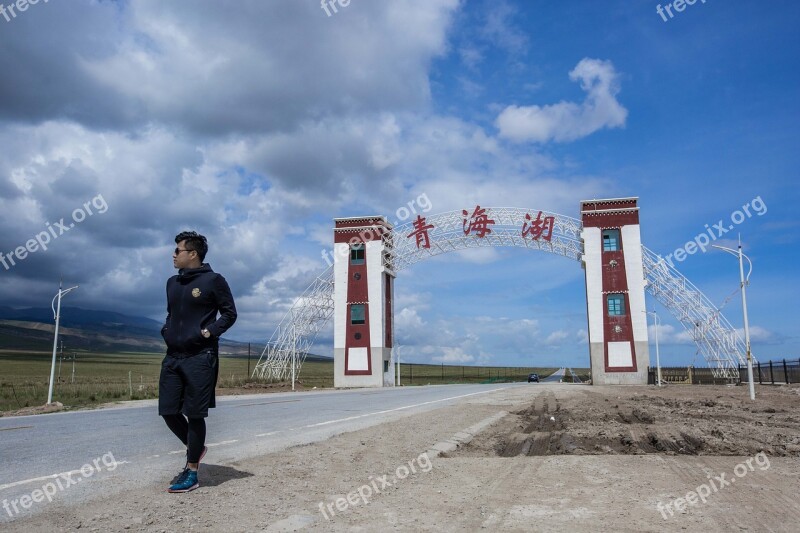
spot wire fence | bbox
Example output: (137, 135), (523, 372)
(396, 364), (581, 384)
(742, 359), (800, 385)
(647, 358), (800, 385)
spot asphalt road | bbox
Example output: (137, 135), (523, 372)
(0, 383), (520, 522)
(541, 367), (567, 382)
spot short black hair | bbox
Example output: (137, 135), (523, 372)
(175, 231), (208, 262)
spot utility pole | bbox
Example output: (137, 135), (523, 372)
(646, 310), (662, 387)
(395, 344), (402, 386)
(47, 281), (79, 405)
(712, 237), (756, 401)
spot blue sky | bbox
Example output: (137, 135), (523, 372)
(0, 0), (797, 369)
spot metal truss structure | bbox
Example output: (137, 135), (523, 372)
(252, 207), (749, 382)
(641, 246), (751, 378)
(251, 266), (335, 381)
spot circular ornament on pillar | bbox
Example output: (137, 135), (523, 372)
(614, 325), (623, 334)
(353, 273), (361, 280)
(354, 332), (362, 340)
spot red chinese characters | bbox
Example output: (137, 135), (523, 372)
(407, 215), (435, 249)
(522, 211), (555, 241)
(462, 205), (495, 238)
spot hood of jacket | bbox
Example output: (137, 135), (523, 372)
(177, 263), (213, 282)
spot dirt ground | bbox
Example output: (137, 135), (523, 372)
(455, 383), (800, 458)
(2, 401), (66, 417)
(7, 383), (800, 532)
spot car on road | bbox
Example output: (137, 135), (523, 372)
(527, 373), (540, 383)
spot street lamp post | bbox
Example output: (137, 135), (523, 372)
(47, 281), (79, 405)
(290, 325), (296, 392)
(395, 344), (403, 387)
(646, 310), (662, 387)
(712, 238), (755, 401)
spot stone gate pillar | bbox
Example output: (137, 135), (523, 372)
(581, 198), (650, 385)
(333, 216), (395, 388)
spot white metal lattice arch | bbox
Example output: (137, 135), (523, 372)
(252, 200), (751, 385)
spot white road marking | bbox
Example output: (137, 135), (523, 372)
(206, 440), (238, 447)
(234, 399), (301, 408)
(254, 387), (509, 437)
(299, 388), (508, 430)
(0, 461), (131, 492)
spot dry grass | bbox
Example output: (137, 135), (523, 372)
(0, 350), (572, 413)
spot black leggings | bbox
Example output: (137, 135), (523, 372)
(162, 414), (206, 463)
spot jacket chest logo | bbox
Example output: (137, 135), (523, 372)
(192, 288), (202, 298)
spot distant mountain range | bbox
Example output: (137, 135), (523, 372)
(0, 305), (164, 336)
(0, 306), (331, 360)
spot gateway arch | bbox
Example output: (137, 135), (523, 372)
(253, 198), (750, 387)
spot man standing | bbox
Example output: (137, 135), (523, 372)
(159, 231), (237, 493)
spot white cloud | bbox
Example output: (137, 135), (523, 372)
(478, 0), (528, 55)
(395, 291), (433, 312)
(459, 46), (483, 69)
(495, 58), (628, 143)
(395, 308), (425, 331)
(432, 347), (476, 364)
(647, 323), (694, 345)
(452, 247), (501, 265)
(644, 322), (777, 348)
(734, 326), (774, 344)
(545, 330), (569, 345)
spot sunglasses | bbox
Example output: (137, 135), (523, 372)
(174, 248), (195, 255)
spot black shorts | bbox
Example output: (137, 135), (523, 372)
(158, 351), (219, 418)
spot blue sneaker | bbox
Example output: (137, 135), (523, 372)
(168, 469), (199, 493)
(170, 467), (187, 485)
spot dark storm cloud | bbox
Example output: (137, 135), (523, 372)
(0, 0), (456, 137)
(0, 1), (140, 130)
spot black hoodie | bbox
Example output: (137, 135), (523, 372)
(161, 264), (237, 356)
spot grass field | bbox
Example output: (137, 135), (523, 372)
(0, 350), (580, 413)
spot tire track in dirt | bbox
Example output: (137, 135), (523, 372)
(496, 390), (567, 457)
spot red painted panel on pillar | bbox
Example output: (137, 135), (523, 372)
(344, 304), (372, 375)
(345, 249), (372, 375)
(594, 218), (638, 373)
